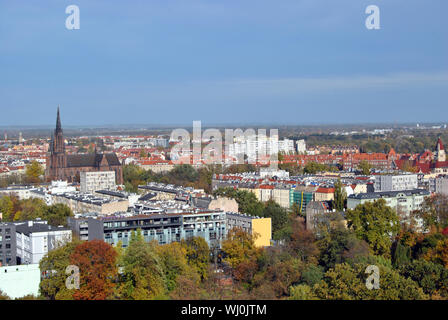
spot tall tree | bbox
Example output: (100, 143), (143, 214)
(345, 199), (400, 257)
(182, 236), (210, 281)
(70, 240), (118, 300)
(333, 179), (346, 211)
(116, 231), (165, 300)
(413, 194), (448, 233)
(25, 160), (44, 184)
(263, 200), (288, 239)
(39, 240), (80, 300)
(358, 160), (371, 175)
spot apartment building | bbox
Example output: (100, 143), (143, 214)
(15, 220), (72, 264)
(226, 212), (272, 247)
(0, 223), (17, 266)
(71, 210), (227, 248)
(51, 192), (129, 215)
(374, 174), (418, 192)
(347, 189), (430, 229)
(80, 171), (116, 194)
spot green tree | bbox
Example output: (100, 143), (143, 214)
(333, 179), (346, 211)
(413, 194), (448, 233)
(312, 263), (427, 300)
(182, 237), (210, 281)
(155, 242), (197, 292)
(25, 161), (44, 184)
(289, 284), (319, 300)
(318, 229), (370, 270)
(304, 162), (328, 174)
(44, 203), (73, 227)
(345, 199), (400, 257)
(300, 264), (324, 287)
(0, 196), (15, 221)
(358, 160), (371, 175)
(263, 200), (288, 240)
(391, 240), (411, 268)
(39, 240), (80, 300)
(399, 260), (448, 298)
(116, 231), (166, 300)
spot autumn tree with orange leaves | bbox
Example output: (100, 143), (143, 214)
(70, 240), (118, 300)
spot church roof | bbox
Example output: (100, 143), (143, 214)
(66, 153), (121, 168)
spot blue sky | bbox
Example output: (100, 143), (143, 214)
(0, 0), (447, 126)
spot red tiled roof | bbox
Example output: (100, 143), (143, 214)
(316, 187), (335, 193)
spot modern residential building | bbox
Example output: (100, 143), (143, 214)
(70, 210), (227, 248)
(374, 174), (418, 192)
(0, 222), (17, 266)
(347, 189), (430, 229)
(15, 220), (72, 264)
(225, 212), (272, 247)
(80, 171), (116, 193)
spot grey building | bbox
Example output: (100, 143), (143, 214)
(68, 210), (227, 248)
(435, 176), (448, 196)
(374, 174), (418, 192)
(0, 223), (17, 266)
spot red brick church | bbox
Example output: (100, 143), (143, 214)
(45, 107), (123, 184)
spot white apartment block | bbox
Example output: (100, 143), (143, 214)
(374, 174), (418, 192)
(296, 139), (307, 154)
(15, 221), (72, 265)
(80, 171), (116, 194)
(227, 134), (293, 163)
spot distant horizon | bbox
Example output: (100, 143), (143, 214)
(1, 120), (447, 129)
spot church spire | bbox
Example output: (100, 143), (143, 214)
(56, 105), (62, 132)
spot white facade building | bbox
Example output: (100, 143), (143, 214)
(296, 139), (306, 154)
(15, 221), (72, 265)
(374, 174), (418, 192)
(80, 171), (116, 194)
